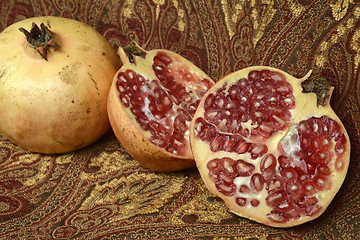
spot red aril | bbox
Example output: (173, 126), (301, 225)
(107, 42), (214, 172)
(190, 66), (350, 227)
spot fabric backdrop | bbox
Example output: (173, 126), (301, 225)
(1, 0), (360, 239)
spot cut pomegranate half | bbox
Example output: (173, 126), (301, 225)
(190, 66), (350, 227)
(107, 42), (214, 172)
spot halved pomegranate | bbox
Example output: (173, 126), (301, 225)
(107, 42), (214, 172)
(190, 66), (350, 227)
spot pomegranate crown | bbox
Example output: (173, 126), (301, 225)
(19, 22), (60, 61)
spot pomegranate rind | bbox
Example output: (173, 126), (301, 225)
(107, 46), (214, 172)
(0, 16), (121, 154)
(190, 66), (350, 227)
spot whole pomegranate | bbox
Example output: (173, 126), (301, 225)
(107, 42), (214, 172)
(0, 16), (120, 154)
(190, 66), (350, 227)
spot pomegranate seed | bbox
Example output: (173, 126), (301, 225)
(266, 175), (286, 193)
(235, 160), (255, 177)
(239, 185), (250, 194)
(216, 183), (236, 196)
(250, 173), (265, 192)
(267, 211), (288, 223)
(251, 199), (260, 207)
(236, 197), (247, 207)
(260, 154), (277, 172)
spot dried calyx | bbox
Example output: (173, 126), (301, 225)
(301, 69), (332, 106)
(122, 41), (147, 64)
(19, 22), (60, 60)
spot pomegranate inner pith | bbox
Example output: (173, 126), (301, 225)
(193, 70), (348, 223)
(116, 51), (213, 156)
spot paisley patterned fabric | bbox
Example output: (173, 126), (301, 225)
(1, 0), (360, 239)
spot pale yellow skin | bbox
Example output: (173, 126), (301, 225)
(190, 66), (351, 227)
(0, 16), (121, 154)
